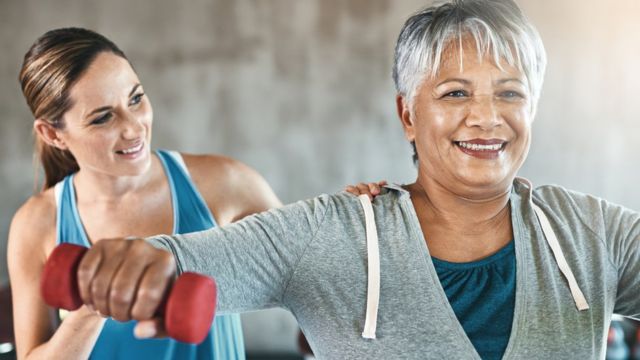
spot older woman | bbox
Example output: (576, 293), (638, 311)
(58, 0), (639, 359)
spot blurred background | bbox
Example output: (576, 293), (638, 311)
(1, 0), (639, 359)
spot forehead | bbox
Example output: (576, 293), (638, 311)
(435, 37), (525, 80)
(68, 52), (138, 108)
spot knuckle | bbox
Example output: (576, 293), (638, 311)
(109, 288), (132, 308)
(92, 239), (105, 251)
(130, 306), (151, 320)
(138, 287), (163, 304)
(90, 279), (107, 299)
(157, 250), (175, 270)
(130, 239), (147, 252)
(110, 303), (128, 321)
(101, 238), (126, 254)
(76, 267), (91, 285)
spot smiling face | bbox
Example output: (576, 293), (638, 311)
(400, 39), (533, 198)
(53, 51), (153, 178)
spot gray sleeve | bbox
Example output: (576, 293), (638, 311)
(602, 201), (640, 319)
(146, 194), (332, 314)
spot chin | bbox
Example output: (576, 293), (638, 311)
(122, 156), (152, 176)
(455, 170), (512, 192)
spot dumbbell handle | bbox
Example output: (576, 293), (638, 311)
(40, 243), (217, 344)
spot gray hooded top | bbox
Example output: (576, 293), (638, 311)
(148, 179), (640, 359)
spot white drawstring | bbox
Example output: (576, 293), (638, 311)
(358, 195), (381, 339)
(532, 203), (590, 310)
(517, 178), (590, 311)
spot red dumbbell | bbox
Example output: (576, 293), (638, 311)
(40, 243), (217, 344)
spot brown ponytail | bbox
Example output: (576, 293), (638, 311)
(19, 28), (127, 190)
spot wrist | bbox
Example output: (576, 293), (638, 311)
(62, 305), (107, 323)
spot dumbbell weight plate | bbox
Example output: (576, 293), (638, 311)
(40, 243), (88, 310)
(164, 272), (217, 344)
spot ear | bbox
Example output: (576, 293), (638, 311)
(34, 119), (68, 150)
(396, 94), (415, 142)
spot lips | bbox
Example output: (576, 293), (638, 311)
(115, 142), (143, 155)
(454, 139), (506, 159)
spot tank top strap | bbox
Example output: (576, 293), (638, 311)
(155, 150), (217, 233)
(55, 174), (91, 247)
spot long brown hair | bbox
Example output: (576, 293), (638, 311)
(19, 28), (128, 190)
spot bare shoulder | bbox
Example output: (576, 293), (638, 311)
(180, 152), (281, 224)
(8, 189), (57, 269)
(180, 153), (251, 182)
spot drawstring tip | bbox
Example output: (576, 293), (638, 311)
(577, 303), (590, 311)
(361, 331), (376, 340)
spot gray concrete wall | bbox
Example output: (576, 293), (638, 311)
(1, 0), (639, 354)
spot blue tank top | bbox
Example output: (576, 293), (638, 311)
(431, 241), (516, 360)
(54, 149), (245, 360)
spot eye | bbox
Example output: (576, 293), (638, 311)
(499, 90), (524, 100)
(90, 112), (112, 125)
(129, 93), (145, 106)
(443, 90), (468, 98)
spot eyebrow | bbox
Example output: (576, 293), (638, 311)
(85, 83), (142, 118)
(129, 83), (142, 97)
(435, 78), (526, 87)
(495, 78), (526, 86)
(436, 78), (472, 87)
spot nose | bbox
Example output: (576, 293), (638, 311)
(120, 110), (146, 140)
(464, 95), (502, 130)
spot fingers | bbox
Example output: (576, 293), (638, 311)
(368, 183), (381, 196)
(134, 318), (166, 339)
(345, 185), (358, 195)
(89, 240), (130, 316)
(109, 240), (154, 321)
(346, 184), (367, 198)
(77, 242), (106, 311)
(77, 238), (176, 322)
(356, 183), (373, 200)
(130, 249), (176, 321)
(345, 184), (374, 197)
(345, 182), (387, 200)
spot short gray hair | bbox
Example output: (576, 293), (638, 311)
(393, 0), (547, 110)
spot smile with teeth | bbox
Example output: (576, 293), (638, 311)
(117, 143), (143, 154)
(455, 141), (505, 151)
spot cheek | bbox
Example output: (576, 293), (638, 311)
(83, 134), (113, 152)
(505, 111), (532, 162)
(65, 134), (112, 165)
(143, 111), (153, 128)
(415, 106), (463, 143)
(509, 110), (532, 142)
(142, 99), (153, 123)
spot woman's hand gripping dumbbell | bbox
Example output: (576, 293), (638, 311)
(40, 240), (217, 344)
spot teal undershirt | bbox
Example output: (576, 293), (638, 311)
(431, 241), (516, 360)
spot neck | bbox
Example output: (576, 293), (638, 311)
(73, 158), (157, 202)
(408, 173), (513, 236)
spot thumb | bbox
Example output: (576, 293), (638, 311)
(134, 318), (167, 339)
